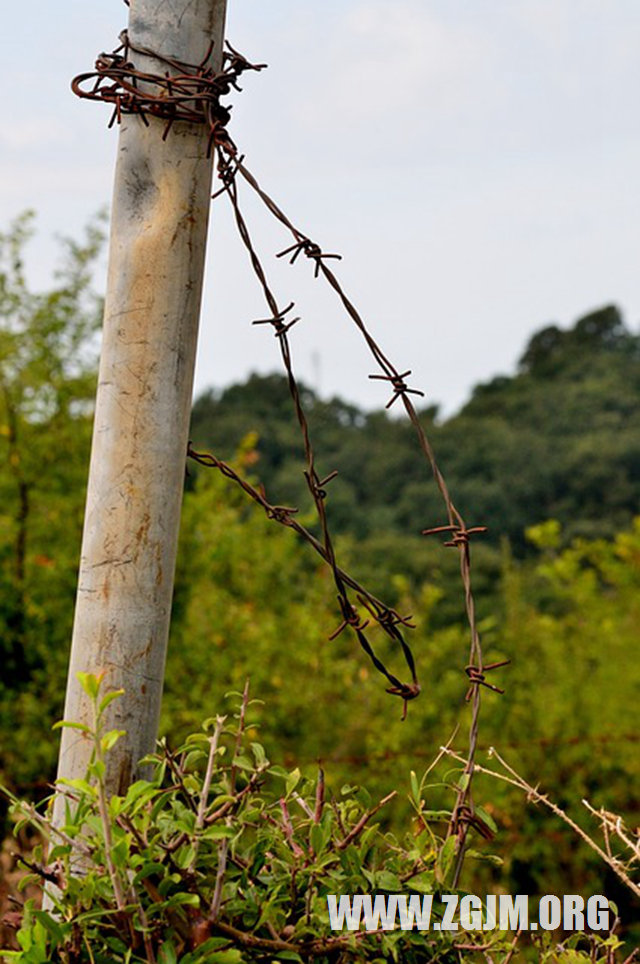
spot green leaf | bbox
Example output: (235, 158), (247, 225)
(362, 868), (376, 888)
(98, 688), (125, 716)
(164, 892), (201, 909)
(268, 765), (289, 780)
(89, 758), (106, 781)
(179, 939), (242, 963)
(358, 823), (378, 856)
(18, 873), (42, 893)
(285, 768), (301, 797)
(76, 671), (102, 700)
(133, 861), (166, 885)
(105, 937), (129, 954)
(436, 835), (457, 884)
(52, 720), (91, 734)
(202, 825), (235, 840)
(421, 809), (451, 822)
(173, 844), (197, 869)
(410, 770), (420, 806)
(122, 780), (160, 810)
(310, 822), (325, 857)
(377, 870), (402, 891)
(208, 794), (235, 808)
(110, 836), (129, 868)
(232, 753), (254, 772)
(250, 741), (267, 766)
(465, 849), (503, 866)
(101, 729), (126, 752)
(183, 749), (208, 769)
(474, 805), (498, 835)
(33, 911), (65, 944)
(57, 777), (95, 797)
(157, 940), (178, 964)
(205, 949), (243, 963)
(406, 871), (435, 893)
(456, 772), (471, 792)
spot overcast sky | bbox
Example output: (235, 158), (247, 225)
(3, 1), (639, 415)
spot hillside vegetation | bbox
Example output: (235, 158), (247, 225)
(190, 304), (640, 552)
(1, 218), (638, 941)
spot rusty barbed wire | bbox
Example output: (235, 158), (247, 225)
(71, 32), (265, 155)
(186, 443), (415, 633)
(74, 26), (507, 885)
(71, 29), (420, 712)
(209, 140), (509, 884)
(191, 151), (420, 719)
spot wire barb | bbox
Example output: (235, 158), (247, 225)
(464, 660), (511, 701)
(277, 238), (342, 278)
(184, 44), (511, 832)
(209, 142), (511, 868)
(252, 302), (301, 338)
(369, 370), (426, 409)
(422, 523), (488, 547)
(329, 600), (369, 641)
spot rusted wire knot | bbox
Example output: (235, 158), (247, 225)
(464, 660), (510, 701)
(265, 504), (298, 524)
(222, 42), (268, 89)
(305, 469), (338, 501)
(357, 595), (416, 631)
(252, 302), (300, 338)
(187, 441), (216, 467)
(369, 370), (426, 409)
(276, 238), (342, 278)
(212, 152), (245, 198)
(452, 804), (495, 841)
(422, 523), (488, 547)
(71, 32), (264, 157)
(385, 681), (421, 722)
(329, 599), (369, 640)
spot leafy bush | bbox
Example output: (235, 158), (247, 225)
(0, 212), (103, 801)
(1, 677), (633, 963)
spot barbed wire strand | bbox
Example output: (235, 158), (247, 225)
(187, 445), (418, 667)
(200, 155), (420, 717)
(211, 144), (506, 882)
(72, 34), (508, 885)
(70, 25), (420, 719)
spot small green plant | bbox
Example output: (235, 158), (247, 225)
(0, 676), (630, 963)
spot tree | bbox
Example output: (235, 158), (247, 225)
(0, 212), (103, 790)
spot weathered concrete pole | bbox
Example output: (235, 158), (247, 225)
(53, 0), (228, 810)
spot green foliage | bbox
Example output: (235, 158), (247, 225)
(0, 680), (629, 963)
(0, 212), (104, 794)
(168, 453), (640, 929)
(190, 305), (640, 553)
(0, 216), (638, 950)
(0, 681), (477, 960)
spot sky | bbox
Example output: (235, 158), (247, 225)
(2, 1), (639, 416)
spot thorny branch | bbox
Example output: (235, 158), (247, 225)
(443, 745), (640, 900)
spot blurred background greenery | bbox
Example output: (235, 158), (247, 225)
(1, 214), (638, 930)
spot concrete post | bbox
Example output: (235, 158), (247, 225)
(53, 0), (228, 812)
